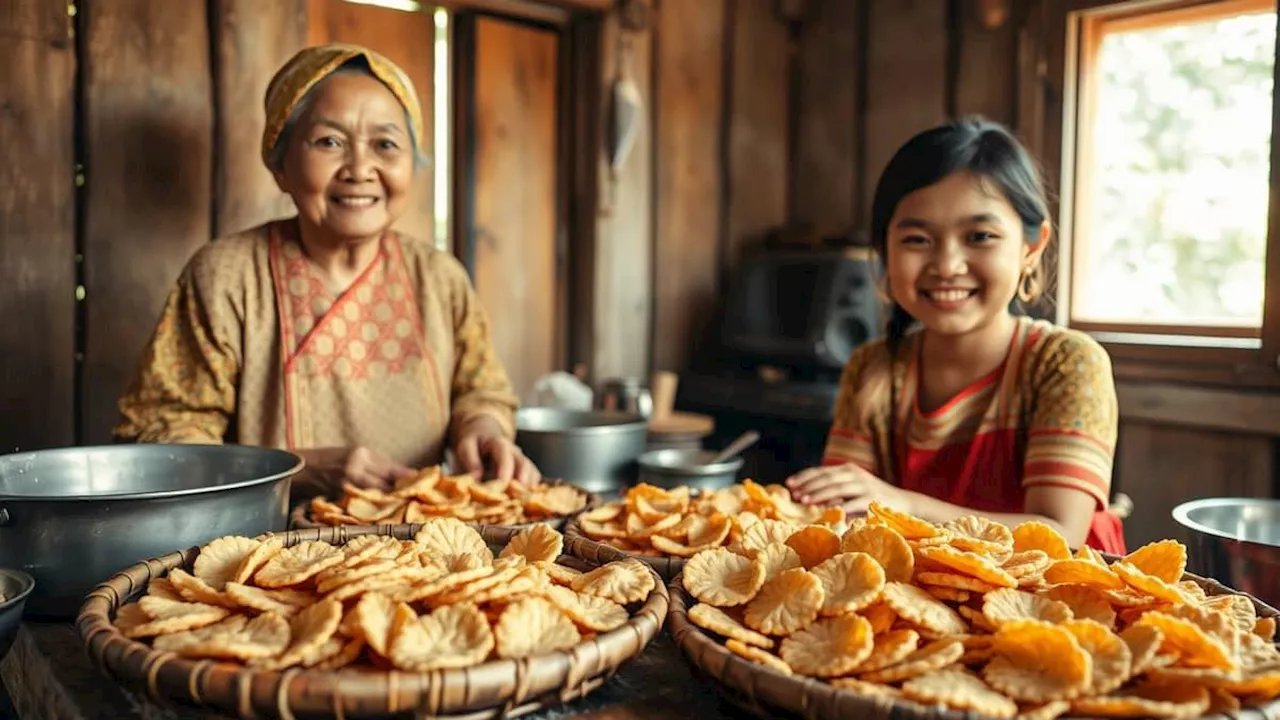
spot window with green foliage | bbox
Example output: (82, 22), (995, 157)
(1064, 0), (1276, 349)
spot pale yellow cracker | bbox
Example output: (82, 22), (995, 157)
(943, 515), (1015, 560)
(683, 548), (766, 607)
(224, 582), (311, 617)
(983, 620), (1091, 703)
(1010, 521), (1070, 560)
(880, 582), (968, 635)
(155, 613), (290, 661)
(902, 668), (1018, 718)
(725, 638), (792, 675)
(388, 601), (495, 670)
(233, 535), (284, 584)
(1070, 680), (1210, 719)
(1063, 618), (1132, 695)
(494, 596), (580, 658)
(916, 545), (1017, 588)
(414, 517), (494, 570)
(840, 524), (914, 583)
(571, 558), (656, 605)
(784, 525), (841, 569)
(125, 596), (232, 638)
(687, 603), (774, 649)
(811, 552), (885, 616)
(860, 638), (964, 683)
(544, 585), (628, 632)
(1122, 539), (1187, 584)
(256, 600), (343, 669)
(1040, 584), (1116, 629)
(852, 628), (919, 673)
(743, 567), (825, 636)
(750, 543), (803, 583)
(193, 536), (260, 592)
(983, 588), (1073, 627)
(779, 613), (873, 677)
(254, 541), (344, 588)
(536, 561), (582, 587)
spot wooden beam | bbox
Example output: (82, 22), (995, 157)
(590, 0), (654, 381)
(861, 0), (949, 217)
(0, 0), (76, 450)
(80, 0), (213, 444)
(792, 0), (860, 240)
(723, 0), (790, 272)
(651, 0), (726, 372)
(1117, 381), (1280, 437)
(210, 0), (307, 237)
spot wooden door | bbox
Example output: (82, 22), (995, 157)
(307, 0), (435, 244)
(455, 14), (564, 402)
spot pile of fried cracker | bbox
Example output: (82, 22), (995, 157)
(679, 500), (1280, 718)
(308, 465), (588, 527)
(111, 520), (654, 671)
(573, 481), (844, 558)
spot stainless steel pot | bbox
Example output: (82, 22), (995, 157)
(1172, 497), (1280, 608)
(638, 448), (742, 492)
(0, 568), (34, 660)
(0, 444), (303, 619)
(516, 408), (649, 496)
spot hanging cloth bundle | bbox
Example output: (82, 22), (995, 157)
(603, 30), (643, 215)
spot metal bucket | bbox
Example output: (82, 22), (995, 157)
(0, 444), (303, 619)
(1172, 497), (1280, 608)
(638, 448), (743, 492)
(515, 408), (649, 496)
(0, 569), (34, 660)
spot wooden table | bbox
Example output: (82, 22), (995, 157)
(1, 623), (752, 720)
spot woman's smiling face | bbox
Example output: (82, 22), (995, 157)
(885, 171), (1044, 337)
(274, 71), (415, 246)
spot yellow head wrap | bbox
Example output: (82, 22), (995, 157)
(261, 43), (426, 168)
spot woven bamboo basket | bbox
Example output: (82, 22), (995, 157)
(77, 524), (667, 720)
(666, 566), (1280, 720)
(562, 516), (688, 581)
(290, 480), (598, 532)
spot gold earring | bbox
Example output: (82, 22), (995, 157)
(1017, 266), (1041, 304)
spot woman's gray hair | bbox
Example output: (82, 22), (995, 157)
(264, 64), (430, 173)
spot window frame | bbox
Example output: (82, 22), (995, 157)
(1052, 0), (1280, 387)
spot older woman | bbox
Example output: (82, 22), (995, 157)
(114, 43), (540, 493)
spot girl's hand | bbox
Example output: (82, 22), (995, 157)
(453, 415), (542, 486)
(785, 463), (912, 515)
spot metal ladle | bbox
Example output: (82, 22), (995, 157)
(710, 430), (761, 464)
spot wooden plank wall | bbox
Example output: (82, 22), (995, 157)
(79, 0), (215, 445)
(0, 0), (76, 451)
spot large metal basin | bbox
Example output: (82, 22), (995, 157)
(0, 444), (303, 619)
(0, 569), (34, 661)
(516, 408), (649, 496)
(1172, 497), (1280, 608)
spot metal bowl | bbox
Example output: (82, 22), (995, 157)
(0, 444), (303, 619)
(1172, 497), (1280, 608)
(638, 448), (742, 492)
(516, 408), (649, 496)
(0, 569), (35, 661)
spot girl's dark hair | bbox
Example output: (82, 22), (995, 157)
(855, 117), (1052, 428)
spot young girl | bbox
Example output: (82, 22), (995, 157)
(786, 117), (1124, 554)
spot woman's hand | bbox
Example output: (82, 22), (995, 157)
(453, 415), (542, 485)
(785, 462), (912, 515)
(296, 446), (416, 495)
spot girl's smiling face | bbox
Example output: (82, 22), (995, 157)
(885, 171), (1048, 337)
